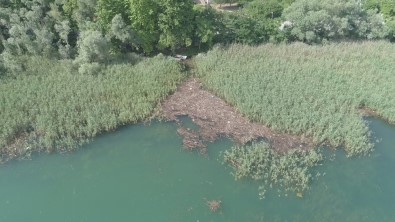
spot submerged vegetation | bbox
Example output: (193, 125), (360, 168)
(195, 41), (395, 156)
(0, 55), (184, 161)
(224, 142), (322, 198)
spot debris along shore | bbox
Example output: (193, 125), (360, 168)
(159, 78), (311, 154)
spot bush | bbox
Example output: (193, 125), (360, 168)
(75, 30), (111, 64)
(243, 0), (284, 19)
(386, 18), (395, 41)
(218, 12), (283, 44)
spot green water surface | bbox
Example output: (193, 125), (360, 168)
(0, 118), (394, 222)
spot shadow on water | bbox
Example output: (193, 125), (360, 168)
(0, 117), (394, 221)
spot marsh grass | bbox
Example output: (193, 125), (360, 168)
(224, 142), (322, 198)
(195, 41), (395, 156)
(0, 55), (184, 160)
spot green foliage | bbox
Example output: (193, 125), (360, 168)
(107, 14), (138, 52)
(192, 6), (220, 48)
(282, 0), (387, 43)
(129, 0), (159, 53)
(195, 42), (395, 156)
(71, 0), (97, 26)
(243, 0), (284, 19)
(129, 0), (194, 53)
(381, 0), (395, 18)
(108, 14), (134, 43)
(386, 18), (395, 41)
(220, 13), (265, 44)
(0, 0), (73, 59)
(218, 11), (283, 44)
(213, 0), (289, 45)
(0, 55), (184, 160)
(95, 0), (129, 31)
(224, 142), (322, 198)
(363, 0), (381, 11)
(0, 0), (23, 9)
(157, 0), (194, 50)
(62, 0), (77, 16)
(74, 29), (110, 66)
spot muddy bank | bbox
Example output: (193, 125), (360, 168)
(159, 78), (311, 153)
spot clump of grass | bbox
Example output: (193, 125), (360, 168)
(224, 142), (322, 198)
(0, 55), (184, 161)
(195, 41), (395, 156)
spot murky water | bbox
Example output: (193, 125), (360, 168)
(0, 118), (394, 221)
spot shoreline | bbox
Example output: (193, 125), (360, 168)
(159, 77), (312, 154)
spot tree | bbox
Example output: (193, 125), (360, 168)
(107, 14), (138, 52)
(62, 0), (97, 27)
(75, 29), (110, 64)
(192, 5), (221, 48)
(243, 0), (284, 19)
(386, 19), (395, 41)
(74, 29), (110, 75)
(129, 0), (194, 53)
(96, 0), (129, 31)
(282, 0), (387, 43)
(129, 0), (159, 53)
(157, 0), (194, 50)
(363, 0), (381, 11)
(220, 13), (269, 44)
(0, 0), (72, 59)
(381, 0), (395, 18)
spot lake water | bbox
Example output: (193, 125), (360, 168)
(0, 117), (394, 222)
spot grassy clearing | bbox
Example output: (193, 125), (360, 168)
(195, 41), (395, 156)
(0, 55), (184, 161)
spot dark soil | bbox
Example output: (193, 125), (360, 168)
(159, 78), (312, 154)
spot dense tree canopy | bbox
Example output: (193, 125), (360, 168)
(129, 0), (194, 53)
(0, 0), (394, 58)
(282, 0), (387, 43)
(96, 0), (129, 31)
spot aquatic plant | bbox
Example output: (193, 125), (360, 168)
(195, 41), (395, 156)
(224, 142), (322, 198)
(0, 55), (184, 161)
(205, 199), (222, 212)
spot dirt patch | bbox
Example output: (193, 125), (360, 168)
(193, 1), (240, 12)
(360, 107), (378, 117)
(159, 78), (311, 153)
(0, 132), (32, 164)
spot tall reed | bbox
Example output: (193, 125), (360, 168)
(0, 55), (184, 160)
(224, 142), (322, 198)
(195, 41), (395, 156)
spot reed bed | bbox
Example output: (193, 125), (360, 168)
(224, 142), (322, 198)
(195, 41), (395, 156)
(0, 55), (184, 160)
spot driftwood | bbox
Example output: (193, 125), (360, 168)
(159, 78), (311, 154)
